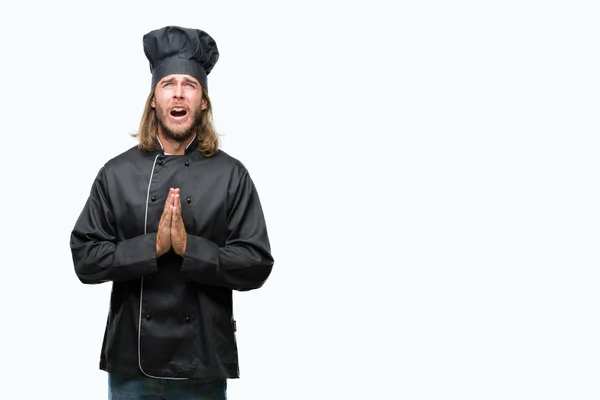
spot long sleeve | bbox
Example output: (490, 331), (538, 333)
(181, 170), (274, 291)
(70, 166), (158, 284)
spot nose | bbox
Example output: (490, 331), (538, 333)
(173, 82), (184, 98)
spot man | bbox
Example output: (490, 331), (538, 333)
(70, 26), (274, 399)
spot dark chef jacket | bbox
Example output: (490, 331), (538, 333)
(69, 135), (274, 381)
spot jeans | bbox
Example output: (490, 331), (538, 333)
(108, 373), (227, 400)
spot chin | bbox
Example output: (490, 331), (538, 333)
(157, 113), (197, 142)
(171, 128), (191, 137)
(168, 124), (193, 135)
(163, 127), (195, 142)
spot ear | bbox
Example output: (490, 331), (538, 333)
(201, 97), (207, 111)
(151, 97), (156, 108)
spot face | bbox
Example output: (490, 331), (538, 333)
(151, 74), (208, 142)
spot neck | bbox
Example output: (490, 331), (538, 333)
(157, 132), (195, 155)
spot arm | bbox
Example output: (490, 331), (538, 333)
(181, 170), (274, 291)
(70, 166), (158, 284)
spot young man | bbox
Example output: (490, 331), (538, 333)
(70, 26), (274, 399)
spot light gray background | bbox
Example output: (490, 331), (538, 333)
(0, 1), (598, 399)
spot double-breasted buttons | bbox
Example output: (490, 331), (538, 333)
(185, 161), (190, 167)
(145, 313), (151, 320)
(151, 196), (157, 202)
(185, 316), (191, 323)
(186, 197), (191, 204)
(157, 159), (163, 165)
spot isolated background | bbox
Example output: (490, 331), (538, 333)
(0, 0), (599, 399)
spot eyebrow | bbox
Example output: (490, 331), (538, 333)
(183, 77), (199, 86)
(161, 77), (199, 86)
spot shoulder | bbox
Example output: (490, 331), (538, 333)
(101, 145), (154, 175)
(202, 150), (257, 194)
(204, 149), (249, 177)
(211, 149), (246, 168)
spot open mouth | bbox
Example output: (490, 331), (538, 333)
(170, 107), (187, 118)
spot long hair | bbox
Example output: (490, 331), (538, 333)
(132, 85), (220, 157)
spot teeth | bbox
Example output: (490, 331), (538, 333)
(173, 107), (184, 112)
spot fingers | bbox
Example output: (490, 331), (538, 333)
(162, 193), (171, 213)
(159, 190), (178, 229)
(162, 189), (174, 213)
(162, 188), (181, 212)
(159, 203), (172, 232)
(169, 188), (179, 205)
(175, 193), (181, 216)
(171, 193), (181, 221)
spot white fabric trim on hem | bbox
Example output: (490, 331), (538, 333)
(138, 153), (189, 380)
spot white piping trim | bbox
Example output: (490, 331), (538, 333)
(157, 134), (197, 155)
(138, 154), (188, 380)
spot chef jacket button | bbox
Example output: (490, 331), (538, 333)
(145, 314), (151, 320)
(186, 197), (191, 204)
(185, 161), (190, 167)
(157, 159), (163, 165)
(151, 196), (156, 202)
(185, 316), (191, 323)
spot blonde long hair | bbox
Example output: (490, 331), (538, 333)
(132, 85), (220, 157)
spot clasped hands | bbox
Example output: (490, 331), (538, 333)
(156, 188), (187, 257)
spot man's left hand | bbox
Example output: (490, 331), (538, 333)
(171, 192), (187, 256)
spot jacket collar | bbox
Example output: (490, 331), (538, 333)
(156, 134), (199, 155)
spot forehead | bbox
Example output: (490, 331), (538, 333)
(158, 74), (200, 85)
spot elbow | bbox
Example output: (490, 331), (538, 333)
(235, 260), (274, 292)
(77, 275), (107, 285)
(74, 262), (108, 285)
(70, 241), (115, 285)
(72, 248), (110, 285)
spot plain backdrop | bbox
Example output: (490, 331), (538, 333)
(1, 0), (600, 399)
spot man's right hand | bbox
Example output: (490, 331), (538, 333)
(156, 188), (178, 257)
